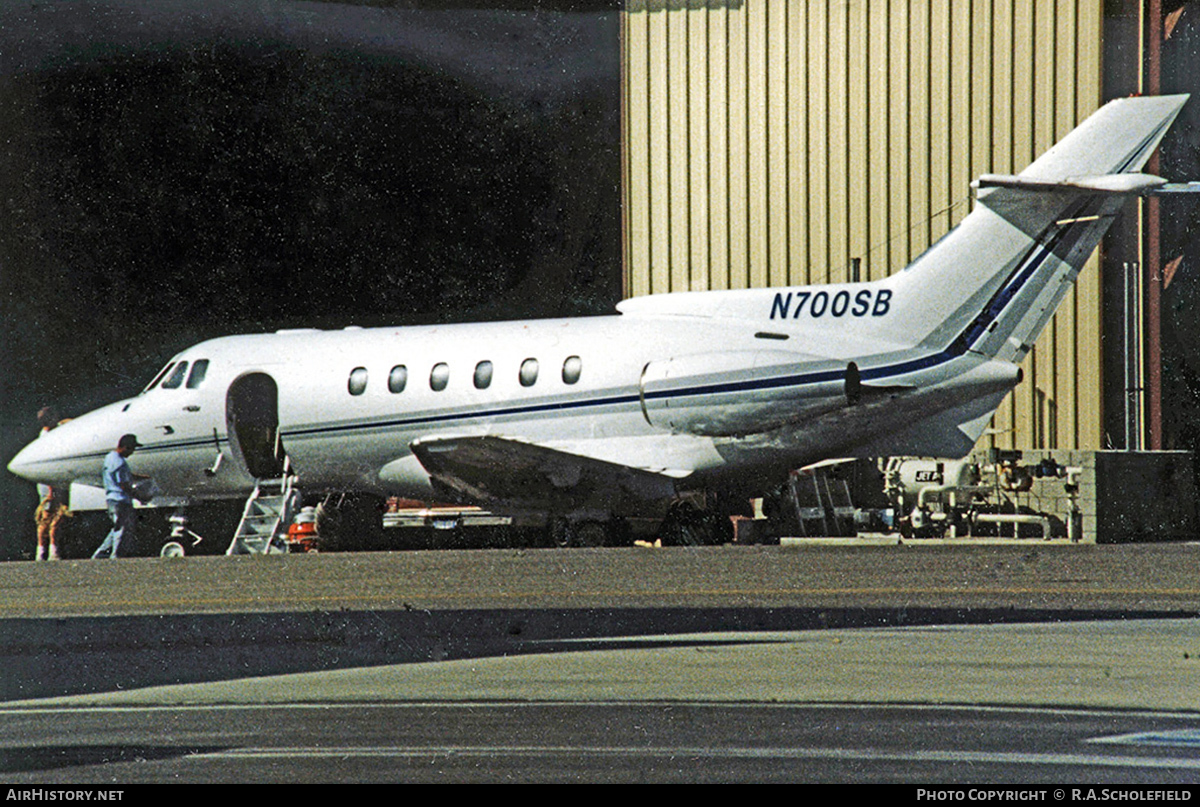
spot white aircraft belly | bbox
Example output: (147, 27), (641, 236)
(539, 432), (723, 478)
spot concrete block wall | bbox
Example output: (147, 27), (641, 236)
(968, 449), (1194, 543)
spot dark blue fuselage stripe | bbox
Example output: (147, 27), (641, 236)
(948, 203), (1085, 356)
(283, 216), (1090, 442)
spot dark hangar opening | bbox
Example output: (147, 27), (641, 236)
(0, 0), (622, 558)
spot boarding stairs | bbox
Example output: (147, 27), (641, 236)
(228, 460), (299, 555)
(787, 469), (856, 538)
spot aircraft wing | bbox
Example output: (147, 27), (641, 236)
(409, 435), (682, 517)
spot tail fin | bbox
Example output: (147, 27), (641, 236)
(887, 94), (1188, 364)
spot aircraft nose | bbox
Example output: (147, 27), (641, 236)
(7, 413), (101, 485)
(9, 401), (138, 486)
(7, 437), (49, 482)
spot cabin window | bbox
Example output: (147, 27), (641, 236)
(388, 365), (408, 393)
(144, 362), (175, 392)
(348, 367), (368, 396)
(161, 361), (189, 389)
(185, 359), (209, 389)
(474, 361), (493, 389)
(430, 362), (450, 391)
(562, 356), (582, 385)
(519, 358), (539, 387)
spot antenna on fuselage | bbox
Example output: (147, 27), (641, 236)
(204, 428), (223, 477)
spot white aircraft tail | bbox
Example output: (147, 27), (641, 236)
(885, 94), (1188, 364)
(619, 95), (1189, 372)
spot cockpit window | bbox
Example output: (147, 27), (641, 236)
(161, 361), (189, 389)
(144, 362), (175, 392)
(185, 359), (209, 389)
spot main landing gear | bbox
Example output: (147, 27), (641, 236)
(654, 500), (734, 546)
(548, 517), (628, 548)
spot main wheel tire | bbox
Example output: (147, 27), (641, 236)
(549, 519), (610, 548)
(658, 503), (707, 546)
(574, 520), (607, 548)
(549, 517), (574, 548)
(315, 494), (387, 552)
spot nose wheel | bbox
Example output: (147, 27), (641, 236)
(160, 511), (204, 557)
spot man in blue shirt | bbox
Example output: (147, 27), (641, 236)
(92, 434), (141, 559)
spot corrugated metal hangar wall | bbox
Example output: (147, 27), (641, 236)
(621, 0), (1105, 451)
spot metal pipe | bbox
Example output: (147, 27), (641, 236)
(917, 485), (991, 510)
(1125, 261), (1144, 451)
(1147, 0), (1164, 450)
(973, 513), (1052, 540)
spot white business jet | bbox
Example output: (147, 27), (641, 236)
(8, 94), (1195, 550)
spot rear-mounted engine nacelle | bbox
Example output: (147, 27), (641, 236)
(639, 350), (846, 437)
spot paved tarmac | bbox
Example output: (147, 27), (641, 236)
(2, 542), (1199, 617)
(2, 543), (1199, 702)
(3, 544), (1200, 782)
(18, 617), (1200, 712)
(5, 619), (1200, 783)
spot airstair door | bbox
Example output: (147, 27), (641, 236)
(226, 372), (287, 480)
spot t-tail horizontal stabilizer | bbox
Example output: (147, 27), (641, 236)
(893, 94), (1191, 367)
(973, 172), (1168, 195)
(1151, 182), (1200, 195)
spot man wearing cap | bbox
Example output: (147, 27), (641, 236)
(92, 434), (141, 559)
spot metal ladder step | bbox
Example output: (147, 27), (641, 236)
(788, 471), (828, 538)
(228, 473), (298, 555)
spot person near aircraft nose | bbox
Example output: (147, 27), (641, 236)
(33, 406), (71, 561)
(91, 434), (142, 559)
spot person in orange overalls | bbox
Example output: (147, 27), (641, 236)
(33, 406), (71, 561)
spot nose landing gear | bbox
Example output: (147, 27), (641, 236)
(160, 510), (205, 557)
